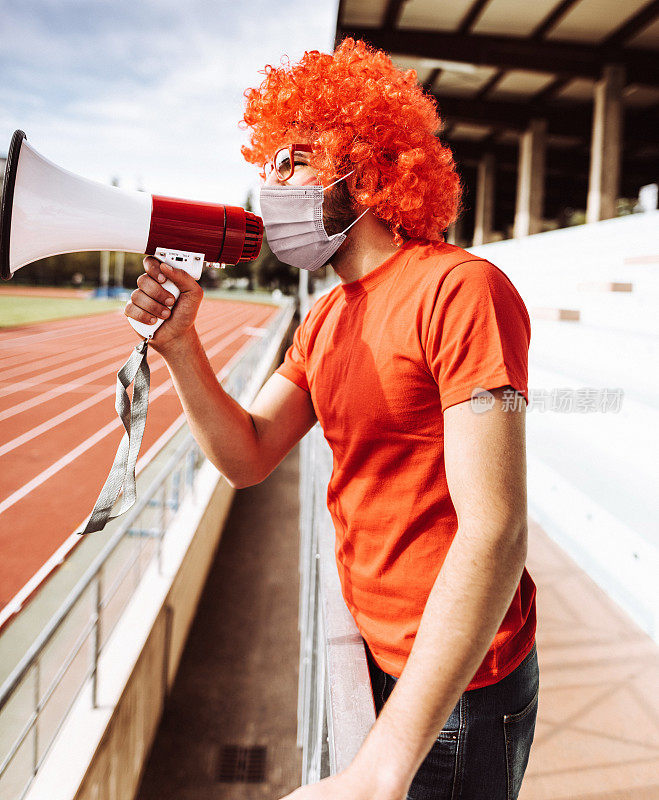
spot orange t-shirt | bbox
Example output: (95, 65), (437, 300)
(276, 239), (537, 690)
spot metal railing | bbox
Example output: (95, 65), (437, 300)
(0, 299), (294, 800)
(297, 422), (376, 784)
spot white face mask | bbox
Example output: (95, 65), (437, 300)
(259, 170), (369, 272)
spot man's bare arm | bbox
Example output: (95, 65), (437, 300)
(125, 257), (317, 489)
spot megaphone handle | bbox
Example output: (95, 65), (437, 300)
(127, 278), (180, 339)
(127, 248), (204, 339)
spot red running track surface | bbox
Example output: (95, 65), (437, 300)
(0, 298), (278, 616)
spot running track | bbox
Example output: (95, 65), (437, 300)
(0, 299), (278, 617)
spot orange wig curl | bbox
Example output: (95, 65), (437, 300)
(240, 38), (462, 244)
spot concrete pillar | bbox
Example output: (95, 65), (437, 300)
(99, 251), (110, 293)
(473, 153), (495, 245)
(514, 118), (547, 238)
(298, 268), (309, 316)
(587, 64), (625, 223)
(114, 251), (125, 288)
(446, 213), (466, 247)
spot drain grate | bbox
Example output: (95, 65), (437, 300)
(216, 745), (267, 783)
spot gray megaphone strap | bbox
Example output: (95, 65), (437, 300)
(78, 338), (151, 535)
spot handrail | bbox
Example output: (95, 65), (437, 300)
(297, 403), (376, 783)
(0, 298), (295, 800)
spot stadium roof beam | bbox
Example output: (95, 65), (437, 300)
(604, 0), (659, 47)
(530, 76), (573, 104)
(433, 95), (592, 136)
(383, 0), (406, 29)
(471, 0), (584, 104)
(457, 0), (493, 34)
(335, 27), (659, 86)
(448, 139), (656, 176)
(448, 142), (586, 172)
(530, 0), (582, 40)
(435, 97), (657, 147)
(336, 0), (659, 243)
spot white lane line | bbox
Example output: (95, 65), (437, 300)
(0, 339), (253, 631)
(1, 297), (253, 377)
(0, 295), (240, 349)
(0, 386), (116, 456)
(2, 350), (106, 383)
(134, 342), (248, 474)
(2, 341), (144, 394)
(0, 313), (120, 343)
(0, 321), (129, 371)
(0, 331), (135, 381)
(0, 305), (245, 419)
(0, 297), (238, 365)
(0, 307), (252, 455)
(0, 326), (251, 515)
(1, 356), (138, 419)
(0, 313), (124, 348)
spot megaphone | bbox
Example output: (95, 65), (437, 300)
(0, 130), (263, 337)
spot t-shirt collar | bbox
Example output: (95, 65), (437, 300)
(340, 240), (417, 299)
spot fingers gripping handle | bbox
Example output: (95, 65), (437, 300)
(128, 277), (180, 339)
(128, 247), (204, 339)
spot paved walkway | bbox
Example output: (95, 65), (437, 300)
(135, 445), (303, 800)
(521, 518), (659, 800)
(134, 444), (659, 799)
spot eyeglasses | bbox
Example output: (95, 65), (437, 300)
(264, 143), (313, 182)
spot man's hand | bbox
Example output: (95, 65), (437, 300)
(124, 256), (204, 354)
(278, 763), (408, 800)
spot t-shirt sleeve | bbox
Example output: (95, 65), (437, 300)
(275, 313), (310, 393)
(425, 259), (531, 413)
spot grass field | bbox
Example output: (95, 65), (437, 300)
(203, 288), (284, 304)
(0, 286), (286, 329)
(0, 296), (126, 328)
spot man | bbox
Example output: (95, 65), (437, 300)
(126, 38), (538, 800)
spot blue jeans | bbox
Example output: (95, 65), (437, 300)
(364, 640), (539, 800)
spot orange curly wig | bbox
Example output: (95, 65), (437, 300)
(240, 38), (463, 244)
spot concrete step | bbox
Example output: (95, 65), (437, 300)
(525, 282), (659, 336)
(527, 362), (658, 545)
(528, 319), (659, 407)
(525, 357), (659, 642)
(573, 290), (659, 335)
(468, 211), (659, 337)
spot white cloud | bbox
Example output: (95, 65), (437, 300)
(0, 0), (338, 204)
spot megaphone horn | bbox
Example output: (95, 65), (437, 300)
(0, 130), (264, 338)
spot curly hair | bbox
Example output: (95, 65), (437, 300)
(240, 38), (462, 244)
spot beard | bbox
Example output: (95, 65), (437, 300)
(323, 178), (358, 235)
(317, 178), (360, 269)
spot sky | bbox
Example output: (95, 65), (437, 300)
(0, 0), (338, 206)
